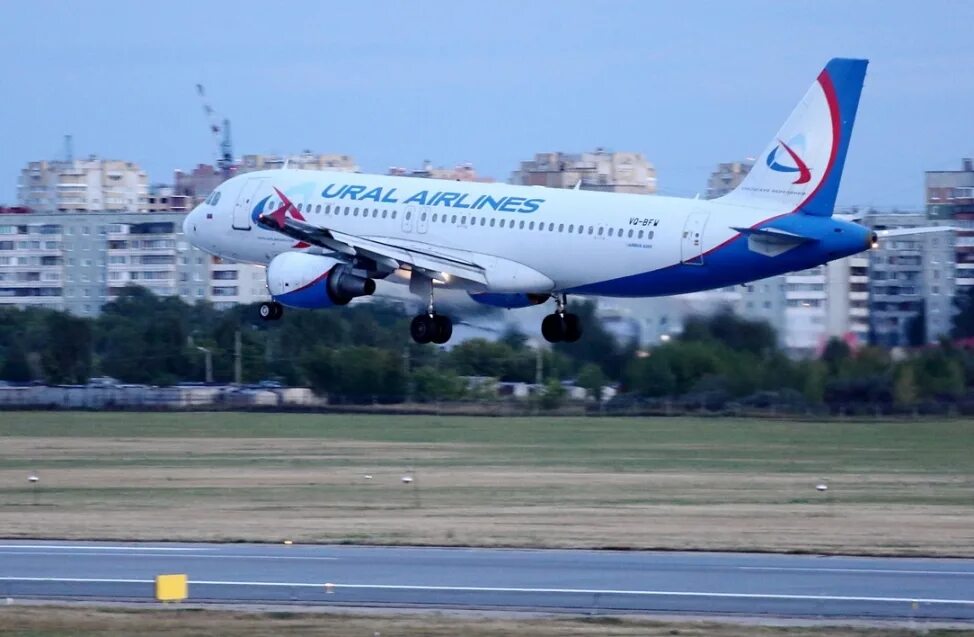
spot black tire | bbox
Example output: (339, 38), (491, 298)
(271, 303), (283, 320)
(541, 313), (565, 343)
(259, 302), (276, 321)
(562, 313), (582, 343)
(410, 314), (433, 344)
(431, 315), (453, 345)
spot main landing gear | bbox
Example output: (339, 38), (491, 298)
(541, 294), (582, 343)
(258, 301), (283, 321)
(410, 281), (453, 345)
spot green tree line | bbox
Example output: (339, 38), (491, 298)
(2, 285), (974, 411)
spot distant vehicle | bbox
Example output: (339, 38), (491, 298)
(86, 376), (119, 387)
(183, 58), (940, 346)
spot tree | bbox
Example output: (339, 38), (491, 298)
(953, 287), (974, 338)
(538, 379), (566, 410)
(576, 363), (606, 401)
(0, 341), (32, 382)
(893, 364), (918, 408)
(821, 338), (851, 376)
(41, 311), (92, 384)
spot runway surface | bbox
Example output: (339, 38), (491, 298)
(1, 540), (973, 620)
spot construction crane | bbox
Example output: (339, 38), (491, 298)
(195, 83), (234, 178)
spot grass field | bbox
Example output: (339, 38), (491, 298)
(1, 411), (973, 555)
(1, 606), (970, 637)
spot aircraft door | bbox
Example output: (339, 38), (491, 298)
(680, 211), (709, 265)
(233, 178), (265, 231)
(402, 205), (414, 233)
(417, 206), (430, 234)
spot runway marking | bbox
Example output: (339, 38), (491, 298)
(2, 577), (974, 606)
(0, 545), (207, 552)
(741, 566), (974, 577)
(0, 551), (335, 561)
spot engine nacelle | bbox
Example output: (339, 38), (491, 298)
(468, 292), (549, 309)
(267, 252), (375, 309)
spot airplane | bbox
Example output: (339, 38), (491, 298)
(183, 57), (924, 345)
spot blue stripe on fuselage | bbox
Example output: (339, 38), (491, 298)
(566, 214), (870, 297)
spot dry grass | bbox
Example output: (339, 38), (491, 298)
(1, 412), (973, 555)
(0, 606), (968, 637)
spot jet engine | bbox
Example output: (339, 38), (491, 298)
(267, 252), (375, 309)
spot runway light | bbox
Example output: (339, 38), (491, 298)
(816, 483), (829, 492)
(401, 475), (413, 484)
(364, 474), (373, 480)
(283, 540), (293, 545)
(28, 475), (39, 484)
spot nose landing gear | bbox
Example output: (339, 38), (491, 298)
(541, 294), (582, 343)
(258, 301), (283, 321)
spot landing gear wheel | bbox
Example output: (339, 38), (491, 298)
(562, 313), (582, 343)
(259, 302), (283, 321)
(541, 313), (565, 343)
(431, 314), (453, 345)
(410, 314), (434, 344)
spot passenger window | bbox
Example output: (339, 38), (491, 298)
(607, 228), (613, 237)
(568, 224), (574, 233)
(344, 207), (350, 216)
(325, 205), (331, 214)
(382, 210), (387, 218)
(638, 230), (644, 239)
(392, 211), (397, 219)
(297, 203), (303, 212)
(558, 224), (564, 232)
(432, 213), (438, 222)
(315, 205), (321, 214)
(588, 227), (594, 234)
(490, 219), (495, 227)
(628, 229), (634, 238)
(529, 222), (535, 230)
(649, 231), (654, 239)
(406, 211), (412, 220)
(480, 218), (486, 226)
(519, 221), (525, 229)
(461, 216), (467, 225)
(598, 227), (604, 236)
(548, 223), (554, 231)
(354, 208), (359, 217)
(452, 215), (458, 224)
(421, 212), (427, 221)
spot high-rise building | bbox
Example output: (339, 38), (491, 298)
(388, 162), (493, 182)
(0, 210), (269, 316)
(511, 150), (657, 194)
(864, 211), (955, 347)
(174, 164), (226, 201)
(705, 161), (753, 199)
(238, 152), (358, 174)
(737, 257), (869, 356)
(926, 158), (974, 292)
(18, 158), (149, 212)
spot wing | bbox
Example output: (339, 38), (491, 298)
(258, 189), (489, 286)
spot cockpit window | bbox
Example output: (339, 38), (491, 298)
(205, 191), (221, 206)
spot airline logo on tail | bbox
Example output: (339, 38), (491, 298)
(766, 136), (811, 185)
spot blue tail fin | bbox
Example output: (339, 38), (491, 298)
(721, 58), (868, 217)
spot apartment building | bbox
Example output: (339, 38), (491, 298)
(926, 158), (974, 292)
(511, 150), (657, 194)
(237, 152), (359, 174)
(0, 211), (269, 316)
(388, 161), (493, 182)
(18, 158), (149, 212)
(705, 160), (753, 199)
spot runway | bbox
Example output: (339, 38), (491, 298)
(1, 540), (973, 621)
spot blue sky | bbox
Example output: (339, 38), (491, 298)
(2, 1), (972, 208)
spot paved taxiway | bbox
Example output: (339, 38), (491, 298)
(0, 541), (972, 620)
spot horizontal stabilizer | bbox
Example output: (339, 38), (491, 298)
(731, 226), (815, 258)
